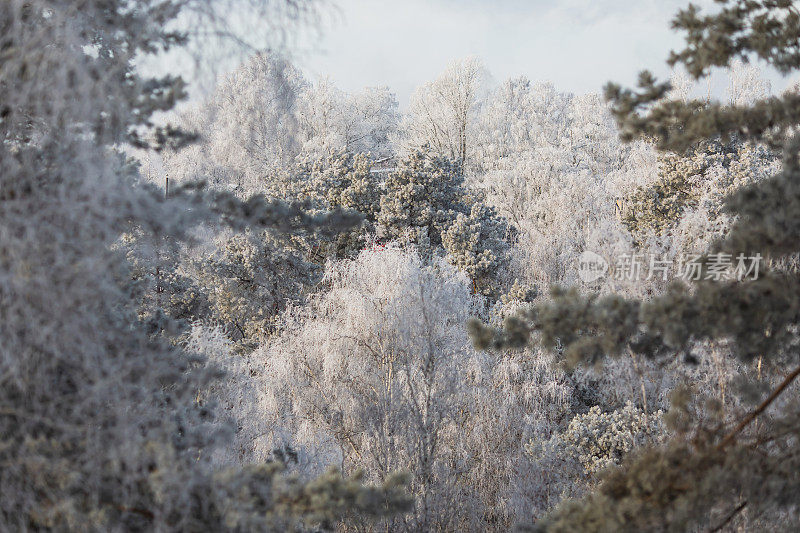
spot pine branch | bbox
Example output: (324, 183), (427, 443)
(717, 363), (800, 450)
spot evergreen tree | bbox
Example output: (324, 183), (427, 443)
(0, 1), (410, 529)
(471, 1), (800, 530)
(377, 149), (515, 296)
(622, 137), (777, 242)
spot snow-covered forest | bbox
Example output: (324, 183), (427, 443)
(4, 0), (800, 531)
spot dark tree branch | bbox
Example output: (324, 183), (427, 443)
(717, 364), (800, 450)
(707, 500), (747, 533)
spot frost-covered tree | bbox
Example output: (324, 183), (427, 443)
(377, 150), (467, 246)
(262, 245), (493, 530)
(473, 1), (800, 530)
(256, 244), (639, 530)
(304, 151), (385, 257)
(441, 203), (514, 297)
(399, 57), (489, 167)
(622, 138), (778, 245)
(470, 75), (659, 289)
(266, 147), (517, 296)
(376, 149), (515, 295)
(185, 229), (318, 347)
(0, 0), (411, 529)
(554, 402), (665, 477)
(727, 58), (772, 106)
(163, 52), (306, 195)
(118, 226), (211, 326)
(162, 60), (399, 197)
(515, 402), (664, 522)
(297, 79), (399, 158)
(622, 64), (779, 248)
(474, 78), (573, 176)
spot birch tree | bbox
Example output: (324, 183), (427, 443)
(399, 57), (489, 168)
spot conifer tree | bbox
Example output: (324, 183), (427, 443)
(470, 1), (800, 530)
(0, 1), (410, 529)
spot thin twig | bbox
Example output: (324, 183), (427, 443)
(117, 505), (155, 520)
(717, 364), (800, 450)
(707, 500), (746, 533)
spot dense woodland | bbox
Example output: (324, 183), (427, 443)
(3, 0), (800, 531)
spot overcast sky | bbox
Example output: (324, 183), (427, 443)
(294, 0), (791, 106)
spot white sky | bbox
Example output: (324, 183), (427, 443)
(295, 0), (792, 106)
